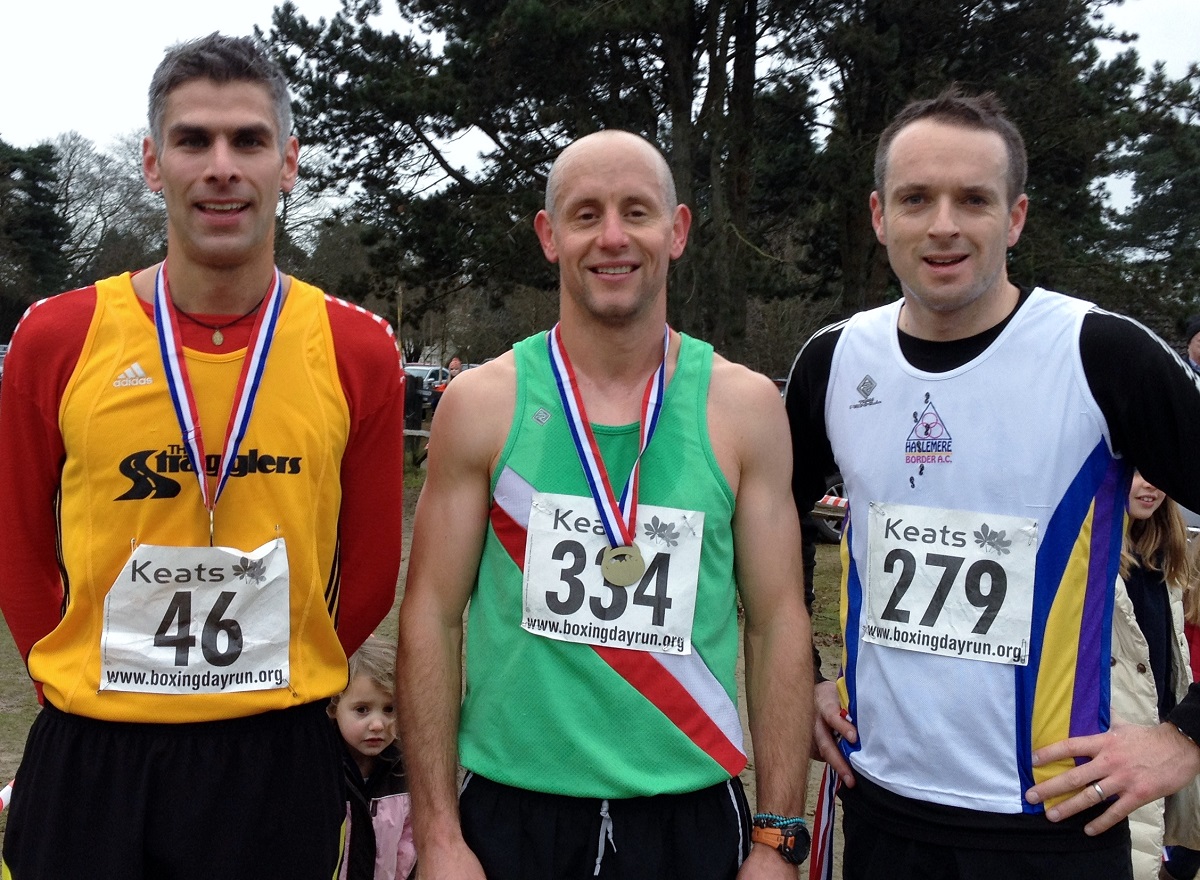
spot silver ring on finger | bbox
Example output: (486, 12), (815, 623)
(1092, 781), (1105, 800)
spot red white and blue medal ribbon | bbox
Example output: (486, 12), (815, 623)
(546, 323), (668, 560)
(154, 263), (284, 542)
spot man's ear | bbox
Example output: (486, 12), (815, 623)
(670, 204), (692, 260)
(143, 136), (163, 193)
(534, 209), (559, 264)
(280, 136), (300, 194)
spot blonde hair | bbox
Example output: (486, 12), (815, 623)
(1185, 541), (1200, 628)
(1120, 494), (1191, 587)
(329, 634), (396, 709)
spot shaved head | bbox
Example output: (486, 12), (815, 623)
(545, 131), (676, 219)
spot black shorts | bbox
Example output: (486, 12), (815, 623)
(459, 773), (751, 880)
(2, 700), (344, 880)
(841, 798), (1134, 880)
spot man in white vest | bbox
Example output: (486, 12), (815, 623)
(787, 86), (1200, 880)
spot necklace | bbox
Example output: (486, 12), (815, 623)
(173, 295), (267, 345)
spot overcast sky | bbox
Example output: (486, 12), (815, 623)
(1, 0), (1196, 152)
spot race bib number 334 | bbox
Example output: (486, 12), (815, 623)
(865, 502), (1037, 666)
(522, 492), (703, 655)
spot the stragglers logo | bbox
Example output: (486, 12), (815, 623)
(115, 445), (303, 500)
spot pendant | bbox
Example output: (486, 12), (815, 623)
(212, 329), (224, 346)
(601, 544), (646, 587)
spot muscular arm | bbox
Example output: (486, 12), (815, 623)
(711, 359), (813, 876)
(395, 358), (514, 880)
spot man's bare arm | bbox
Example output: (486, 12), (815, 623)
(395, 358), (514, 880)
(711, 359), (814, 877)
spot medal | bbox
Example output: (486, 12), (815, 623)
(547, 323), (668, 587)
(154, 262), (284, 544)
(601, 544), (646, 586)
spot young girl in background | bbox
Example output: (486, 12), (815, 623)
(1163, 542), (1200, 880)
(1112, 472), (1200, 880)
(330, 635), (415, 880)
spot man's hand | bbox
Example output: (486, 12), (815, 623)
(1025, 719), (1200, 835)
(736, 841), (801, 879)
(812, 680), (857, 787)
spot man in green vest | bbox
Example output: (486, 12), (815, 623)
(398, 129), (814, 879)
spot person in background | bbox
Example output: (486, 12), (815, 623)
(1112, 473), (1200, 879)
(331, 635), (416, 880)
(0, 33), (404, 879)
(1163, 550), (1200, 880)
(1184, 317), (1200, 374)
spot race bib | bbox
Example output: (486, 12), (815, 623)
(100, 539), (291, 693)
(522, 492), (703, 655)
(864, 502), (1037, 665)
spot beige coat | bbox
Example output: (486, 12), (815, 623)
(1111, 576), (1200, 880)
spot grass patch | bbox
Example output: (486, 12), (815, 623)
(0, 618), (39, 841)
(811, 542), (843, 641)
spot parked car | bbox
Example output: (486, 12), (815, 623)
(404, 363), (451, 409)
(811, 472), (846, 543)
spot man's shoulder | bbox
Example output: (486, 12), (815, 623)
(9, 285), (99, 349)
(453, 351), (517, 403)
(428, 353), (517, 469)
(708, 352), (785, 417)
(315, 289), (398, 358)
(789, 316), (850, 380)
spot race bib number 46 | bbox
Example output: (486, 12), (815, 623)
(101, 539), (291, 694)
(522, 492), (703, 655)
(864, 502), (1037, 666)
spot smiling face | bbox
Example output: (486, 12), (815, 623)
(534, 132), (690, 328)
(871, 119), (1028, 340)
(1127, 471), (1166, 522)
(332, 673), (396, 777)
(142, 77), (299, 274)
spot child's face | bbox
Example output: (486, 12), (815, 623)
(334, 673), (396, 768)
(1128, 471), (1166, 522)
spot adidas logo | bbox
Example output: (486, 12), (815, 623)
(113, 363), (153, 388)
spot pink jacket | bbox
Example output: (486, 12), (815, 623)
(339, 745), (416, 880)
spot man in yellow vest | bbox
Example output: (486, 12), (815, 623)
(0, 33), (404, 879)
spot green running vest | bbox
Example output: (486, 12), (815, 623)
(459, 331), (743, 797)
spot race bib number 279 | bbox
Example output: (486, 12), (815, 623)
(864, 501), (1037, 666)
(522, 492), (704, 655)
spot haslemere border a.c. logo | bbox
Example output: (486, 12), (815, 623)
(904, 394), (953, 468)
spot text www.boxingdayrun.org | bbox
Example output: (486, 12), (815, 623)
(525, 616), (686, 653)
(104, 667), (286, 690)
(864, 623), (1026, 663)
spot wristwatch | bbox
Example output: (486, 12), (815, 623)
(751, 816), (810, 865)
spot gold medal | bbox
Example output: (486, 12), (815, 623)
(601, 544), (645, 587)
